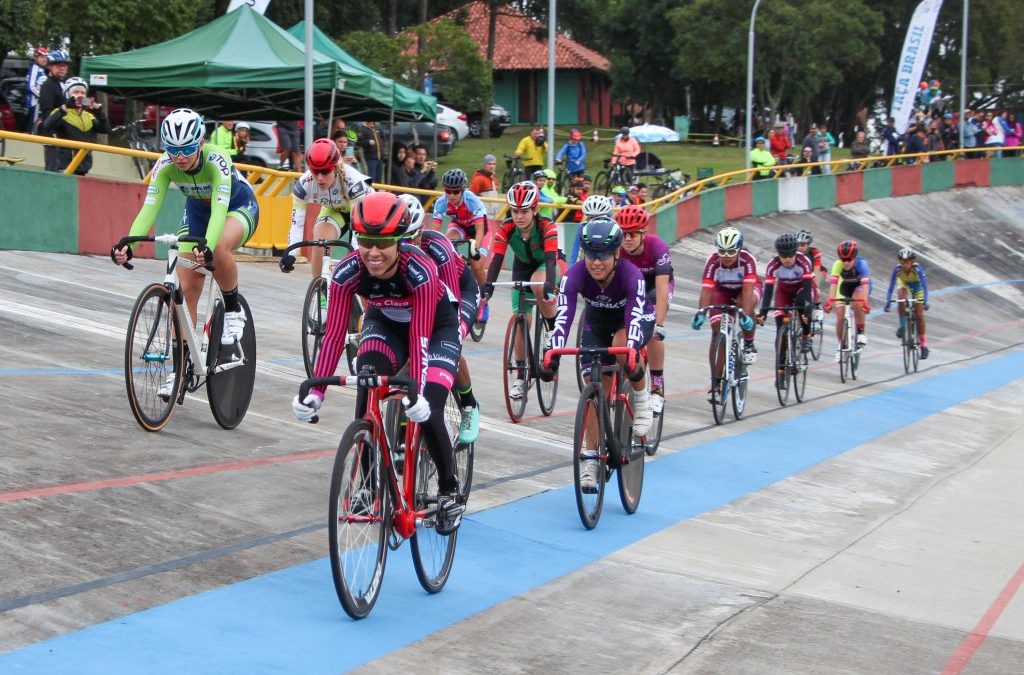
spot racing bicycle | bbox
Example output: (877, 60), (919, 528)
(761, 306), (809, 406)
(895, 296), (922, 374)
(695, 305), (750, 424)
(494, 280), (558, 421)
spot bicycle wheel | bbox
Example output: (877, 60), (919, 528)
(502, 314), (529, 422)
(574, 316), (586, 393)
(469, 314), (486, 342)
(533, 305), (558, 416)
(328, 419), (390, 620)
(409, 434), (458, 594)
(345, 300), (362, 375)
(709, 332), (730, 425)
(573, 382), (606, 529)
(792, 330), (809, 402)
(125, 283), (183, 432)
(774, 324), (791, 407)
(849, 319), (859, 381)
(651, 184), (669, 201)
(810, 317), (823, 361)
(614, 378), (644, 515)
(301, 277), (328, 378)
(207, 294), (257, 430)
(731, 337), (748, 419)
(839, 319), (850, 383)
(443, 391), (474, 502)
(593, 171), (610, 196)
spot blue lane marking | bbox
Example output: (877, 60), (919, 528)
(3, 350), (1023, 674)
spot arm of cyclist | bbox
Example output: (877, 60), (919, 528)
(884, 265), (899, 310)
(540, 217), (561, 299)
(654, 274), (670, 327)
(542, 272), (581, 379)
(758, 276), (776, 321)
(423, 234), (463, 307)
(309, 264), (360, 400)
(114, 160), (174, 262)
(919, 265), (930, 308)
(407, 262), (442, 397)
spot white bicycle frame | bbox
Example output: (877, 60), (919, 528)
(154, 233), (245, 376)
(838, 299), (860, 358)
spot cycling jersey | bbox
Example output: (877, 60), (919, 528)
(419, 230), (479, 339)
(128, 146), (256, 251)
(289, 165), (373, 245)
(491, 216), (559, 266)
(313, 246), (452, 397)
(701, 250), (759, 293)
(885, 263), (929, 303)
(764, 252), (813, 291)
(431, 191), (487, 239)
(620, 235), (675, 300)
(829, 258), (870, 299)
(550, 259), (653, 352)
(555, 141), (587, 173)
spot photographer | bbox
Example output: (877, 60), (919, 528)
(41, 77), (109, 176)
(513, 125), (547, 177)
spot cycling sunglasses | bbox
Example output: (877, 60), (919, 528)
(356, 235), (402, 250)
(311, 168), (334, 176)
(444, 188), (463, 195)
(166, 142), (201, 158)
(718, 248), (739, 256)
(584, 250), (616, 262)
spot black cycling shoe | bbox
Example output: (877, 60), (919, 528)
(435, 491), (464, 536)
(920, 346), (929, 359)
(896, 326), (905, 339)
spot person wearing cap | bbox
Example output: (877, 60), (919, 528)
(37, 49), (73, 171)
(40, 76), (108, 176)
(469, 153), (501, 219)
(555, 128), (587, 178)
(749, 136), (776, 179)
(25, 47), (49, 131)
(612, 126), (641, 184)
(513, 125), (547, 177)
(209, 120), (238, 157)
(231, 122), (256, 169)
(536, 168), (566, 220)
(939, 112), (959, 153)
(610, 184), (630, 208)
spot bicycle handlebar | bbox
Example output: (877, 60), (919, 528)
(299, 374), (418, 424)
(490, 280), (544, 288)
(697, 305), (749, 317)
(113, 234), (210, 271)
(282, 239), (352, 256)
(450, 238), (480, 260)
(543, 346), (638, 373)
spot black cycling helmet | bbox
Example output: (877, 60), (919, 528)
(795, 229), (813, 245)
(579, 216), (624, 256)
(775, 233), (799, 257)
(441, 168), (467, 190)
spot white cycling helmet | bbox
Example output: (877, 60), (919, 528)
(160, 108), (205, 150)
(397, 193), (426, 236)
(582, 194), (613, 220)
(61, 77), (88, 97)
(715, 226), (743, 252)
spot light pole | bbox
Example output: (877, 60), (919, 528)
(745, 0), (763, 171)
(303, 0), (314, 150)
(959, 0), (969, 150)
(547, 0), (556, 167)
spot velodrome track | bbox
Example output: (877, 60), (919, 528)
(1, 186), (1022, 673)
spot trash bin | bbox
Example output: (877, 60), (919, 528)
(673, 115), (690, 142)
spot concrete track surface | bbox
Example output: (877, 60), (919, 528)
(1, 186), (1023, 674)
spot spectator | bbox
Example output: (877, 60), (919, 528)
(801, 123), (819, 161)
(391, 148), (425, 192)
(749, 136), (776, 179)
(208, 120), (237, 157)
(613, 126), (641, 183)
(792, 145), (821, 176)
(232, 122), (255, 168)
(610, 184), (630, 208)
(961, 110), (981, 158)
(848, 131), (870, 170)
(555, 128), (587, 178)
(815, 123), (835, 174)
(939, 113), (959, 154)
(331, 129), (359, 167)
(411, 144), (438, 191)
(1001, 112), (1019, 157)
(357, 121), (384, 183)
(882, 117), (900, 156)
(634, 183), (649, 205)
(389, 142), (408, 184)
(564, 176), (587, 223)
(38, 49), (71, 172)
(513, 125), (547, 176)
(769, 124), (791, 164)
(25, 47), (49, 131)
(904, 125), (928, 162)
(469, 153), (501, 219)
(40, 77), (108, 176)
(981, 112), (1005, 158)
(277, 120), (302, 171)
(535, 168), (566, 219)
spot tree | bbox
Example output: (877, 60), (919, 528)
(410, 18), (491, 114)
(0, 0), (43, 63)
(340, 31), (414, 84)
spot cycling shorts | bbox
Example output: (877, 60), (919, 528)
(708, 284), (761, 324)
(836, 279), (865, 300)
(357, 299), (461, 390)
(579, 306), (654, 378)
(177, 182), (259, 252)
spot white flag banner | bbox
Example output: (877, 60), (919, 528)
(227, 0), (272, 14)
(889, 0), (944, 134)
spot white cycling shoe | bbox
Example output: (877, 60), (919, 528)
(221, 310), (247, 345)
(632, 389), (653, 437)
(509, 379), (525, 399)
(856, 332), (867, 348)
(579, 453), (600, 494)
(157, 373), (176, 400)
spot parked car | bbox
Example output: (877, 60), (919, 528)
(467, 103), (511, 138)
(202, 119), (281, 168)
(436, 103), (470, 141)
(0, 77), (30, 131)
(384, 121), (455, 157)
(0, 95), (16, 131)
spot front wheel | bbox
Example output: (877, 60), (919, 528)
(774, 324), (791, 407)
(614, 378), (644, 515)
(810, 317), (824, 361)
(125, 283), (183, 432)
(792, 330), (809, 402)
(709, 332), (730, 425)
(534, 306), (558, 416)
(839, 319), (850, 383)
(731, 337), (748, 419)
(329, 419), (390, 619)
(573, 382), (606, 529)
(574, 316), (586, 393)
(301, 277), (328, 378)
(502, 314), (529, 422)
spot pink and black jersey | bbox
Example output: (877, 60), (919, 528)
(418, 229), (466, 304)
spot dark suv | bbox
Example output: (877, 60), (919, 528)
(467, 103), (511, 138)
(382, 121), (455, 157)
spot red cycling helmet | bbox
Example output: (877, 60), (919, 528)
(352, 192), (410, 236)
(305, 138), (340, 173)
(506, 181), (540, 209)
(614, 204), (649, 232)
(837, 240), (858, 261)
(570, 128), (582, 141)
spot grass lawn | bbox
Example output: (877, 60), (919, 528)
(432, 125), (852, 185)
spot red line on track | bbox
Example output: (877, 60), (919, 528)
(941, 562), (1024, 675)
(0, 449), (334, 503)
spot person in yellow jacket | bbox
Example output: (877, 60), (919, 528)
(513, 125), (547, 176)
(749, 136), (777, 179)
(208, 120), (237, 157)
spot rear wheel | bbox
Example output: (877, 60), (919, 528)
(125, 283), (183, 432)
(301, 277), (327, 378)
(409, 432), (458, 593)
(614, 378), (644, 515)
(709, 332), (730, 425)
(534, 306), (558, 416)
(849, 318), (860, 380)
(207, 294), (257, 430)
(502, 314), (529, 422)
(731, 336), (748, 419)
(573, 382), (606, 529)
(774, 323), (791, 407)
(443, 391), (474, 502)
(329, 419), (389, 620)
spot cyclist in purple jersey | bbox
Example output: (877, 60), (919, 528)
(291, 192), (464, 535)
(399, 193), (481, 444)
(615, 205), (674, 413)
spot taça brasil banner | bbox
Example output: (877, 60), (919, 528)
(889, 0), (944, 134)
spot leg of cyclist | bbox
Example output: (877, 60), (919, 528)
(853, 285), (869, 347)
(740, 283), (759, 364)
(611, 322), (654, 437)
(833, 300), (847, 362)
(455, 275), (480, 443)
(646, 277), (672, 410)
(896, 286), (908, 338)
(310, 215), (343, 282)
(507, 260), (538, 400)
(579, 312), (613, 492)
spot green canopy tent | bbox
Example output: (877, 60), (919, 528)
(79, 6), (412, 121)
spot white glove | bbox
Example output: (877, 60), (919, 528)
(655, 324), (666, 341)
(403, 395), (431, 423)
(292, 393), (322, 422)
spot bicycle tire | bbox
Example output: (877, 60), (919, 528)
(731, 336), (748, 419)
(502, 314), (529, 422)
(839, 318), (850, 383)
(710, 331), (730, 425)
(534, 305), (558, 416)
(903, 315), (917, 374)
(573, 382), (606, 529)
(651, 184), (669, 201)
(328, 418), (390, 620)
(409, 433), (457, 593)
(443, 391), (474, 502)
(593, 171), (610, 196)
(793, 329), (808, 402)
(345, 301), (362, 375)
(774, 323), (791, 407)
(810, 318), (824, 361)
(849, 317), (859, 380)
(614, 377), (644, 515)
(574, 316), (586, 393)
(207, 294), (257, 430)
(301, 277), (328, 378)
(124, 283), (183, 432)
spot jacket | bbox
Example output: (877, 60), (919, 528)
(41, 104), (109, 175)
(208, 125), (237, 156)
(749, 147), (777, 176)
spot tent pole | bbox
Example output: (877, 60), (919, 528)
(329, 87), (336, 135)
(387, 107), (394, 183)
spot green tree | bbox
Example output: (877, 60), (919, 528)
(340, 31), (415, 84)
(410, 18), (491, 113)
(0, 0), (44, 62)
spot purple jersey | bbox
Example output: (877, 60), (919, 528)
(550, 259), (653, 351)
(620, 235), (674, 289)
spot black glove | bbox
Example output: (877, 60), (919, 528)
(481, 281), (494, 300)
(279, 253), (296, 273)
(543, 281), (557, 300)
(195, 245), (215, 271)
(110, 243), (133, 266)
(539, 355), (560, 381)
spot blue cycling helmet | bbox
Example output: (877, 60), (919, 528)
(579, 216), (623, 256)
(48, 49), (71, 65)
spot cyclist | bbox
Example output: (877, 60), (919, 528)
(795, 228), (825, 322)
(757, 233), (815, 352)
(544, 217), (654, 492)
(615, 205), (674, 412)
(111, 108), (259, 397)
(612, 126), (641, 185)
(399, 193), (481, 442)
(569, 194), (614, 264)
(481, 181), (563, 400)
(280, 138), (374, 281)
(291, 192), (464, 535)
(555, 128), (587, 179)
(432, 168), (488, 286)
(692, 226), (760, 371)
(884, 247), (930, 359)
(824, 239), (871, 361)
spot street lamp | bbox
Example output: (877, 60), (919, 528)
(745, 0), (763, 171)
(959, 0), (968, 150)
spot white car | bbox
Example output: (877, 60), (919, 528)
(436, 103), (470, 142)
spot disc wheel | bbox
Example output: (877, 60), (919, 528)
(774, 324), (791, 407)
(502, 314), (529, 422)
(207, 294), (257, 430)
(614, 378), (644, 515)
(409, 433), (458, 593)
(709, 331), (730, 425)
(328, 419), (390, 620)
(124, 283), (183, 432)
(573, 382), (606, 529)
(534, 305), (558, 416)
